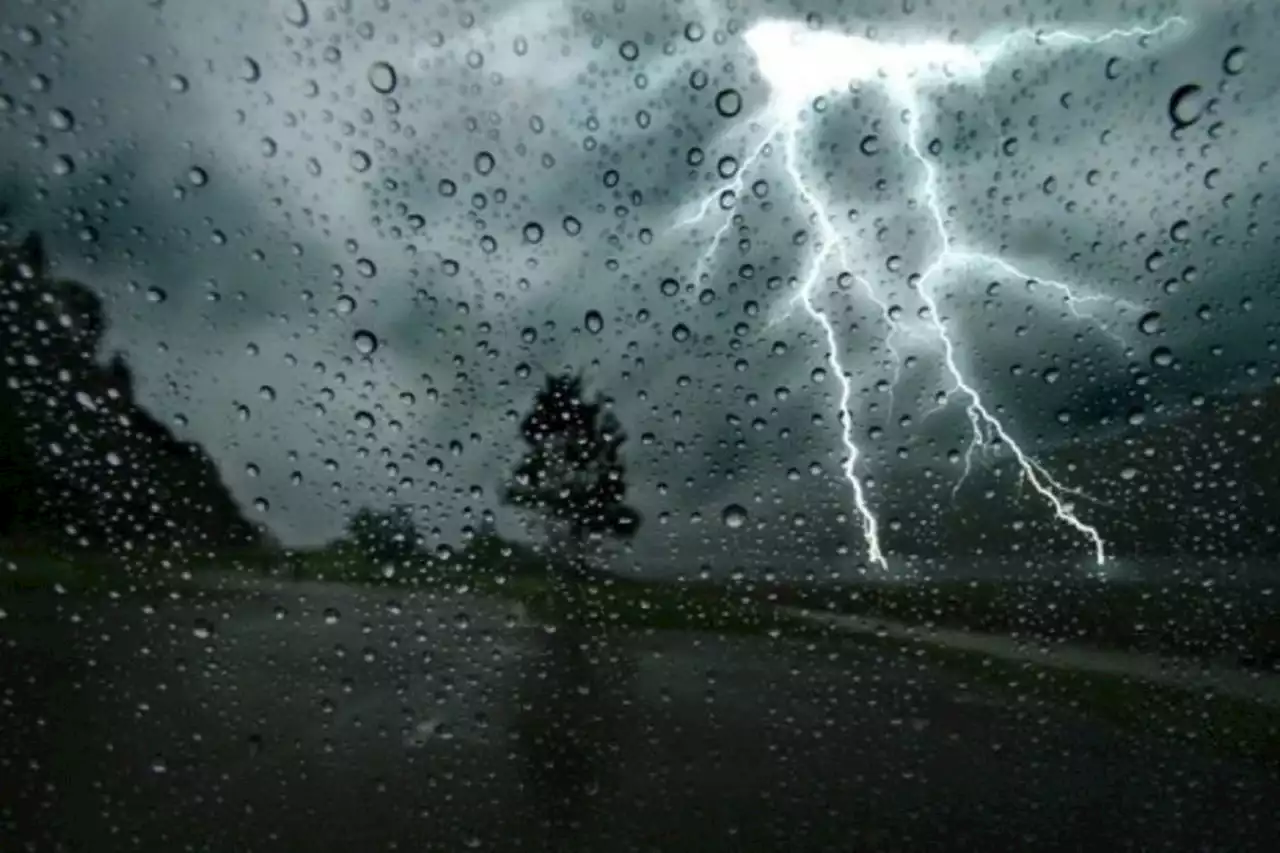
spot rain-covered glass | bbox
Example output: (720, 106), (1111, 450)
(2, 1), (1278, 850)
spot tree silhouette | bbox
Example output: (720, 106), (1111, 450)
(1, 232), (262, 555)
(504, 373), (640, 578)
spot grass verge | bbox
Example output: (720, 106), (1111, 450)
(816, 623), (1280, 768)
(761, 578), (1280, 661)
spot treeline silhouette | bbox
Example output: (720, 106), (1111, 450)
(305, 509), (550, 585)
(318, 372), (642, 589)
(877, 385), (1280, 560)
(0, 233), (262, 558)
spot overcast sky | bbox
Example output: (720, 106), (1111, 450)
(2, 0), (1276, 574)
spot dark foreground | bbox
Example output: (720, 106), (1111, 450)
(2, 581), (1277, 852)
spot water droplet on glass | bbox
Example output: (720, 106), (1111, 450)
(1223, 46), (1246, 76)
(146, 287), (167, 303)
(722, 503), (748, 529)
(619, 40), (639, 61)
(584, 310), (603, 334)
(48, 107), (74, 131)
(715, 88), (743, 118)
(354, 411), (375, 430)
(336, 294), (356, 314)
(1168, 83), (1205, 129)
(187, 166), (208, 186)
(1170, 220), (1190, 243)
(349, 150), (372, 172)
(1138, 311), (1162, 335)
(474, 151), (495, 175)
(240, 57), (261, 83)
(285, 0), (309, 27)
(193, 618), (214, 639)
(353, 329), (378, 354)
(672, 323), (691, 342)
(563, 215), (581, 236)
(367, 60), (397, 94)
(523, 222), (543, 244)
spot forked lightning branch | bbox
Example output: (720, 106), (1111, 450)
(673, 15), (1189, 570)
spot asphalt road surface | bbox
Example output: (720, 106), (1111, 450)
(2, 580), (1277, 852)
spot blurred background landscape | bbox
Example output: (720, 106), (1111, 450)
(3, 0), (1280, 849)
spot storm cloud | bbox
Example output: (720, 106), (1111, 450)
(1, 0), (1275, 574)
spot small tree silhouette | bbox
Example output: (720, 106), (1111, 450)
(504, 373), (640, 579)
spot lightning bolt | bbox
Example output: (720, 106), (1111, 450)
(672, 14), (1188, 570)
(778, 121), (890, 567)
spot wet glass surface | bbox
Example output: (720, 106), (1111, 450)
(2, 1), (1279, 850)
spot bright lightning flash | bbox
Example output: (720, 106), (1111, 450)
(675, 15), (1187, 570)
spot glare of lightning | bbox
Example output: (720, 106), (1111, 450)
(673, 14), (1187, 570)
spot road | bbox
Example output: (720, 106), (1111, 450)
(2, 580), (1278, 852)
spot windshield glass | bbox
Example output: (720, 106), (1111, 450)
(3, 1), (1278, 850)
